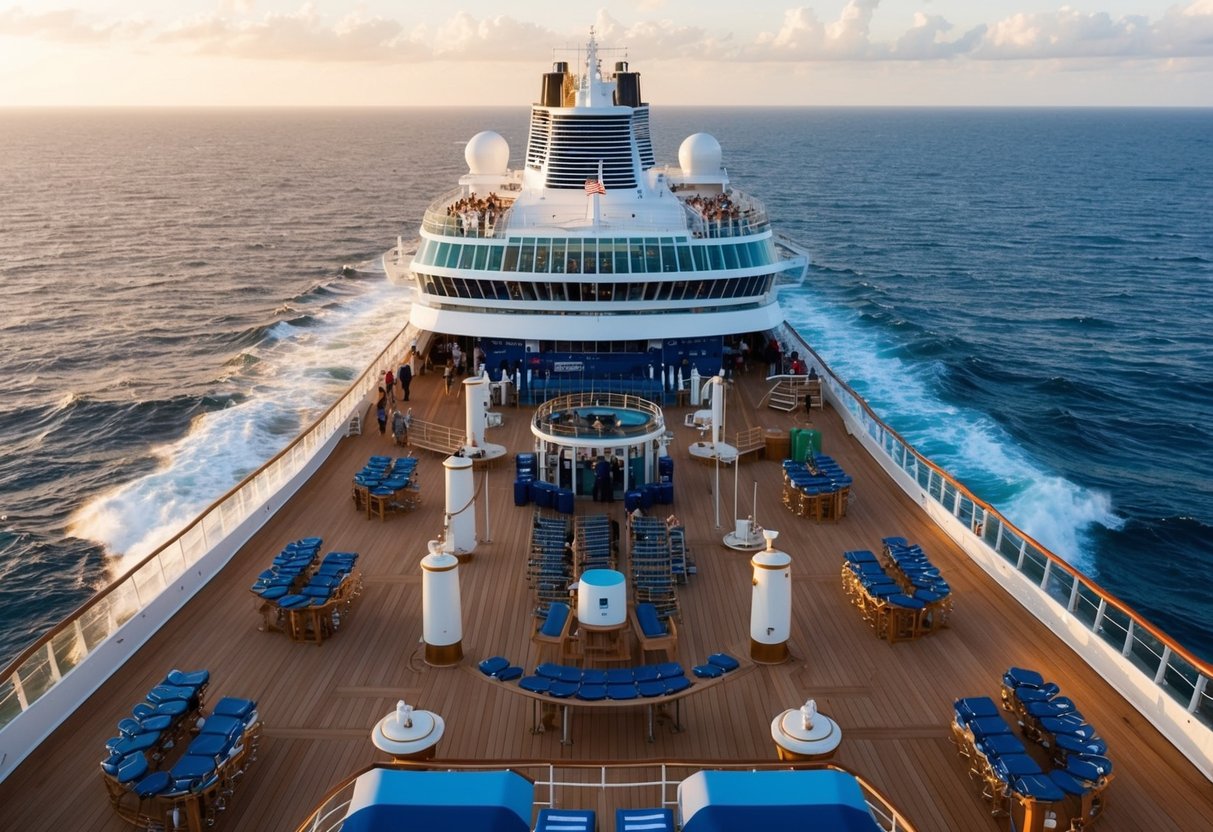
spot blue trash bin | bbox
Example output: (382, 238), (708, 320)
(625, 490), (642, 512)
(532, 481), (554, 508)
(657, 482), (674, 505)
(556, 488), (575, 515)
(658, 456), (674, 483)
(639, 485), (655, 510)
(514, 479), (531, 507)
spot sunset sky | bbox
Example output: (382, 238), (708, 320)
(2, 1), (1211, 106)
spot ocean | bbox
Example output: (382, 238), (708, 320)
(0, 107), (1209, 669)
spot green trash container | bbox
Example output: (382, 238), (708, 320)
(791, 428), (812, 463)
(803, 428), (822, 455)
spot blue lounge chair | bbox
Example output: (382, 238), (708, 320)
(617, 808), (674, 832)
(535, 808), (596, 831)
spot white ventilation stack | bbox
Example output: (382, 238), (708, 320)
(463, 374), (489, 449)
(750, 529), (792, 663)
(421, 541), (463, 666)
(444, 455), (476, 556)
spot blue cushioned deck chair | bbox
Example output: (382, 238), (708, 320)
(630, 603), (677, 662)
(535, 808), (596, 832)
(617, 808), (674, 832)
(533, 602), (573, 661)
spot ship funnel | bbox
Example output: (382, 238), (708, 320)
(614, 69), (642, 108)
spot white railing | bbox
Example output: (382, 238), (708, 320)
(296, 761), (915, 832)
(0, 323), (418, 779)
(778, 322), (1213, 780)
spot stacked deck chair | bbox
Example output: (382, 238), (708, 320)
(529, 515), (573, 620)
(668, 524), (696, 584)
(630, 516), (679, 620)
(573, 514), (615, 576)
(781, 454), (852, 522)
(249, 537), (323, 631)
(880, 537), (954, 635)
(282, 551), (361, 645)
(950, 669), (1112, 830)
(353, 455), (420, 519)
(102, 672), (261, 832)
(839, 549), (925, 643)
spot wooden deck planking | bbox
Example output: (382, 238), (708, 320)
(0, 368), (1210, 832)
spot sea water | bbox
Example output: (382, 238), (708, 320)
(0, 107), (1209, 667)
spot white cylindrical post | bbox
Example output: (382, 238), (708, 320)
(444, 455), (476, 555)
(750, 530), (791, 664)
(667, 364), (674, 392)
(421, 543), (463, 666)
(463, 375), (488, 448)
(710, 374), (724, 445)
(690, 366), (701, 405)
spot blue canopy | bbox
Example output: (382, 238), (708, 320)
(341, 769), (533, 832)
(678, 770), (882, 832)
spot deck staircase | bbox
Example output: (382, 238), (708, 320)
(765, 377), (821, 413)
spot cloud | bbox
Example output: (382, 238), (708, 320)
(0, 6), (148, 43)
(2, 3), (1212, 65)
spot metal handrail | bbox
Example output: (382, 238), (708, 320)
(295, 759), (917, 832)
(0, 324), (416, 729)
(781, 327), (1213, 713)
(532, 392), (665, 440)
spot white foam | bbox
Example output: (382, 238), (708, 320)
(784, 297), (1121, 572)
(70, 259), (413, 568)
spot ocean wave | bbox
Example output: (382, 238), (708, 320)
(69, 274), (413, 567)
(783, 291), (1121, 570)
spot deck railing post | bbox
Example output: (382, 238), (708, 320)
(1155, 647), (1172, 685)
(1040, 559), (1052, 590)
(1122, 620), (1136, 658)
(1067, 577), (1081, 613)
(1093, 598), (1107, 634)
(1190, 675), (1208, 714)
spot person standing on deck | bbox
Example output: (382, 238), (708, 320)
(593, 456), (611, 502)
(444, 359), (454, 395)
(384, 369), (396, 404)
(399, 363), (413, 402)
(376, 386), (388, 435)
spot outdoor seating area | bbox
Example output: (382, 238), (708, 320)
(952, 668), (1113, 830)
(100, 670), (260, 832)
(780, 454), (852, 521)
(352, 454), (420, 519)
(249, 538), (362, 644)
(477, 653), (742, 743)
(840, 541), (952, 643)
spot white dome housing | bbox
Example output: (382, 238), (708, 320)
(465, 131), (510, 175)
(678, 133), (723, 177)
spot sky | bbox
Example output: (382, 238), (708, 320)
(1, 1), (1211, 106)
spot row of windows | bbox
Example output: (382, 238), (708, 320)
(417, 273), (775, 303)
(414, 236), (776, 275)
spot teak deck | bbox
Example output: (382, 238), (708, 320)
(1, 369), (1210, 832)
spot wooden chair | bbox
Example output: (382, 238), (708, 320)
(532, 601), (573, 662)
(630, 602), (678, 663)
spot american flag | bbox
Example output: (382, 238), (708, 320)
(584, 179), (606, 196)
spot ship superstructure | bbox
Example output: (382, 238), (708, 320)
(393, 33), (795, 400)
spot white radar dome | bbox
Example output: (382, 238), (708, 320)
(678, 133), (723, 177)
(465, 131), (510, 175)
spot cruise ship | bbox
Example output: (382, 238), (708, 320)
(0, 33), (1210, 832)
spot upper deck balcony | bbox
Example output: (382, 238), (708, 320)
(422, 185), (771, 242)
(422, 188), (519, 239)
(678, 189), (770, 238)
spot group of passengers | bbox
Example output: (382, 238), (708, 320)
(685, 193), (744, 224)
(447, 193), (506, 237)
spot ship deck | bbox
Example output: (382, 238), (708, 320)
(1, 368), (1210, 832)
